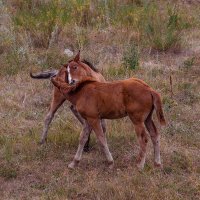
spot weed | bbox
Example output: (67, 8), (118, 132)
(122, 44), (139, 70)
(38, 48), (67, 70)
(162, 95), (177, 111)
(3, 136), (15, 162)
(74, 26), (89, 49)
(177, 82), (198, 104)
(67, 187), (78, 199)
(104, 65), (133, 80)
(30, 183), (46, 190)
(149, 68), (164, 78)
(12, 1), (70, 48)
(0, 165), (17, 179)
(5, 47), (28, 75)
(171, 151), (191, 172)
(0, 135), (6, 146)
(141, 4), (185, 52)
(182, 57), (195, 70)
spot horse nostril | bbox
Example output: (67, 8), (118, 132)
(70, 80), (75, 85)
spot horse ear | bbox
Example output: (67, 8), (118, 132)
(74, 50), (80, 62)
(62, 64), (67, 68)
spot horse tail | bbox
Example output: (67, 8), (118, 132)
(151, 91), (166, 126)
(30, 70), (58, 79)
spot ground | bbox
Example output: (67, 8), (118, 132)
(0, 1), (200, 199)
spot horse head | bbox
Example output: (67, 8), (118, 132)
(66, 51), (95, 85)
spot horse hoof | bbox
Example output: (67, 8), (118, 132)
(108, 163), (114, 170)
(136, 162), (144, 171)
(39, 140), (45, 145)
(39, 138), (47, 145)
(108, 161), (114, 169)
(68, 160), (79, 169)
(68, 162), (75, 169)
(154, 162), (163, 169)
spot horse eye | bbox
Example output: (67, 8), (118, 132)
(74, 66), (78, 70)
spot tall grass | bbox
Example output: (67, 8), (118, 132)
(12, 0), (71, 48)
(122, 43), (139, 70)
(141, 4), (185, 52)
(0, 0), (193, 76)
(112, 3), (188, 52)
(6, 1), (192, 48)
(0, 1), (200, 199)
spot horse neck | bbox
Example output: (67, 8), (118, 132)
(61, 91), (76, 105)
(64, 88), (83, 106)
(85, 65), (104, 82)
(80, 62), (94, 76)
(80, 61), (105, 82)
(65, 80), (95, 105)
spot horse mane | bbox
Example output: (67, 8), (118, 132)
(81, 59), (99, 73)
(67, 59), (99, 73)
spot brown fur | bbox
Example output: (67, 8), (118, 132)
(51, 60), (166, 170)
(31, 52), (106, 148)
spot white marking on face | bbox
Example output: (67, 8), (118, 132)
(67, 65), (72, 84)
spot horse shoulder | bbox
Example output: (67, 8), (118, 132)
(75, 84), (98, 112)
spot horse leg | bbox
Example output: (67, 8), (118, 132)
(70, 105), (92, 152)
(40, 89), (65, 144)
(129, 115), (148, 170)
(82, 120), (106, 152)
(68, 122), (92, 168)
(145, 116), (161, 168)
(135, 123), (148, 170)
(88, 118), (114, 169)
(69, 105), (84, 125)
(101, 119), (106, 134)
(83, 133), (91, 152)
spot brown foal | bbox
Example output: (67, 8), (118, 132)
(51, 59), (166, 170)
(30, 52), (106, 150)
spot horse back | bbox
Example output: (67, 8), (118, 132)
(78, 79), (151, 118)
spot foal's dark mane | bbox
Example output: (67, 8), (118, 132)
(67, 59), (99, 73)
(81, 59), (99, 73)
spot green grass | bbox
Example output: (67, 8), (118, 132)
(0, 165), (18, 180)
(13, 0), (71, 48)
(122, 43), (140, 70)
(0, 0), (200, 199)
(0, 65), (199, 198)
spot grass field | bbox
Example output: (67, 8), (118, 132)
(0, 1), (200, 199)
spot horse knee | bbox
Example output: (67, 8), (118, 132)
(140, 131), (148, 147)
(45, 113), (53, 124)
(101, 120), (106, 133)
(83, 124), (92, 134)
(79, 127), (91, 144)
(142, 132), (148, 144)
(79, 134), (88, 145)
(150, 134), (160, 146)
(135, 124), (148, 149)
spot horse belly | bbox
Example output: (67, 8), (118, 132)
(101, 111), (127, 119)
(99, 100), (127, 119)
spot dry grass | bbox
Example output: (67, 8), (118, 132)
(0, 1), (200, 199)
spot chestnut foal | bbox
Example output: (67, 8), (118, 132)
(30, 52), (106, 150)
(51, 60), (166, 170)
